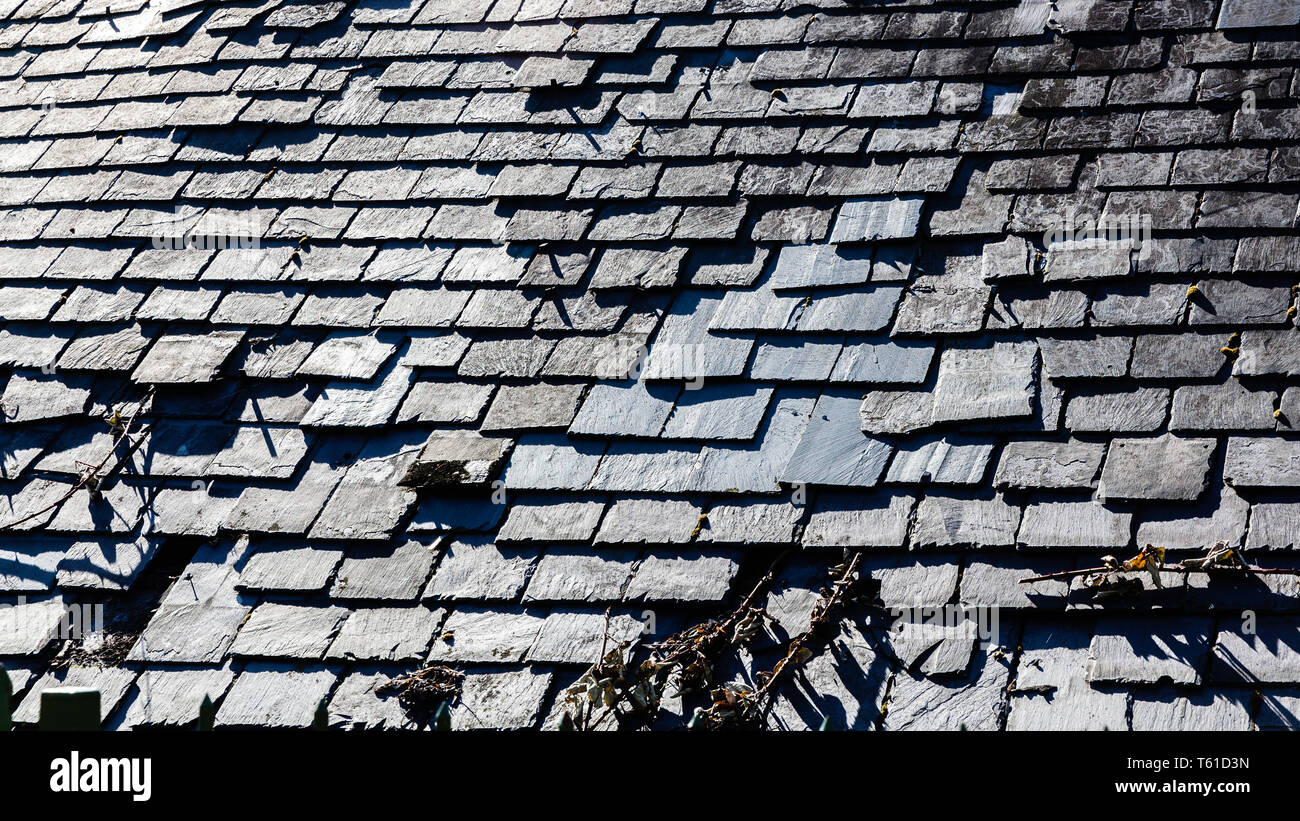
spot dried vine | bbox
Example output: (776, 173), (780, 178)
(1019, 541), (1300, 591)
(559, 548), (869, 731)
(1, 387), (155, 532)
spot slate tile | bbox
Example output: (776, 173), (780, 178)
(661, 385), (772, 441)
(1007, 622), (1127, 731)
(1018, 501), (1132, 549)
(828, 197), (923, 242)
(215, 665), (336, 729)
(752, 338), (842, 382)
(523, 549), (637, 603)
(1137, 487), (1250, 552)
(326, 607), (442, 663)
(3, 370), (95, 423)
(12, 665), (137, 727)
(624, 550), (738, 602)
(114, 665), (236, 729)
(698, 501), (798, 544)
(782, 391), (892, 487)
(1131, 333), (1227, 379)
(1170, 382), (1276, 431)
(230, 602), (347, 660)
(593, 498), (701, 545)
(994, 439), (1104, 490)
(0, 595), (67, 654)
(525, 610), (644, 664)
(800, 492), (913, 548)
(452, 668), (553, 730)
(1065, 387), (1169, 432)
(931, 341), (1036, 424)
(1233, 328), (1300, 377)
(299, 363), (413, 427)
(1223, 437), (1300, 488)
(1087, 617), (1211, 686)
(911, 495), (1021, 549)
(886, 437), (995, 486)
(330, 540), (438, 601)
(234, 543), (342, 593)
(428, 607), (544, 663)
(132, 331), (243, 383)
(422, 536), (534, 601)
(496, 499), (604, 542)
(1098, 435), (1215, 502)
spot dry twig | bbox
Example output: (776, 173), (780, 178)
(0, 387), (155, 531)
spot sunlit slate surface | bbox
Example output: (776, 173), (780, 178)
(1, 0), (1300, 731)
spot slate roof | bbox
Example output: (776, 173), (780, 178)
(3, 0), (1300, 731)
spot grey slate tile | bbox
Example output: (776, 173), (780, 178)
(114, 665), (237, 730)
(994, 438), (1105, 491)
(802, 492), (914, 548)
(569, 379), (678, 437)
(782, 391), (892, 487)
(1018, 501), (1132, 549)
(931, 341), (1037, 424)
(230, 602), (348, 660)
(236, 544), (342, 593)
(13, 666), (137, 727)
(215, 665), (336, 729)
(423, 536), (534, 601)
(1065, 387), (1169, 433)
(330, 540), (438, 601)
(496, 499), (604, 542)
(1098, 435), (1215, 502)
(525, 609), (644, 664)
(1088, 617), (1211, 686)
(624, 550), (739, 602)
(1223, 438), (1300, 488)
(885, 436), (994, 486)
(911, 495), (1021, 549)
(326, 606), (443, 662)
(524, 549), (638, 602)
(428, 607), (544, 663)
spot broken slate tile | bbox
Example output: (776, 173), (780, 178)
(885, 436), (995, 486)
(782, 391), (892, 487)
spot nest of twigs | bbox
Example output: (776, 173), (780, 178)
(377, 664), (465, 724)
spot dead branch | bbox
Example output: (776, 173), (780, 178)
(0, 387), (155, 531)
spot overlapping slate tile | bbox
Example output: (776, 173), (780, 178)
(4, 0), (1300, 734)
